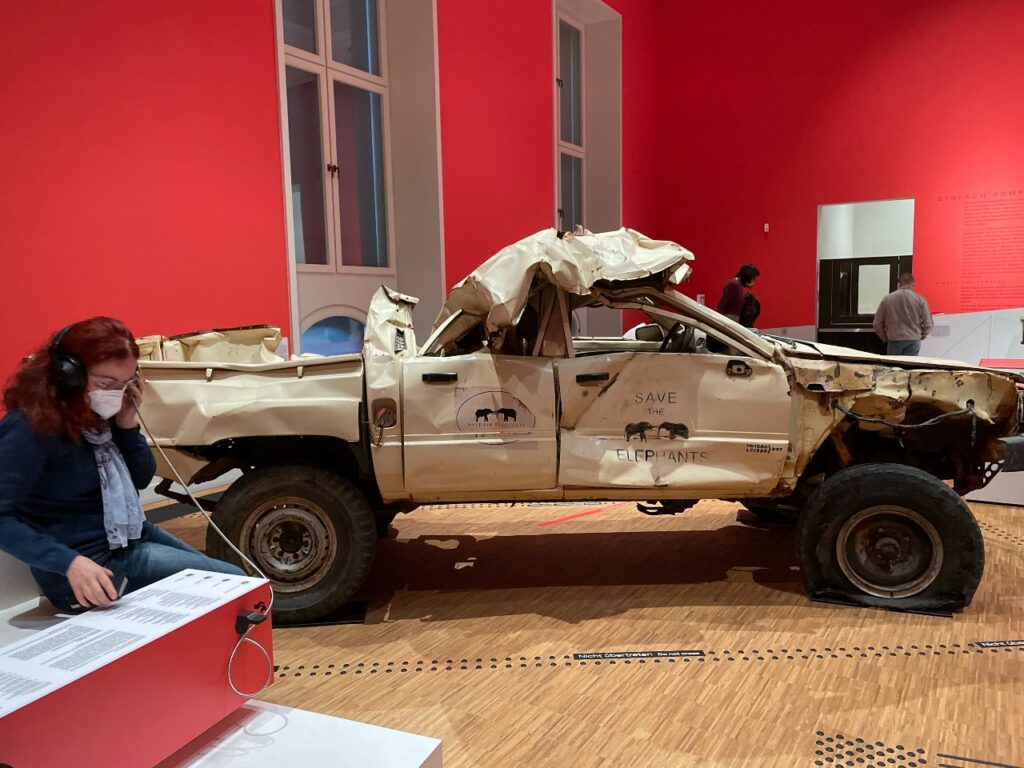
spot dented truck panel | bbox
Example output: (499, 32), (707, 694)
(784, 357), (1022, 490)
(400, 354), (558, 496)
(139, 356), (364, 481)
(365, 286), (422, 499)
(434, 227), (694, 337)
(556, 352), (790, 493)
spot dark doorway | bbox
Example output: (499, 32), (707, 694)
(817, 255), (913, 353)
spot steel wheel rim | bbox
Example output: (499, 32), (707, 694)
(240, 496), (338, 593)
(835, 505), (943, 599)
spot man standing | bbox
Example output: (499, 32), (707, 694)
(873, 273), (934, 356)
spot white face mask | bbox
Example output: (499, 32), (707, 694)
(88, 388), (126, 420)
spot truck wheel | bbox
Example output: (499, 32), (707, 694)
(206, 466), (376, 624)
(797, 463), (984, 612)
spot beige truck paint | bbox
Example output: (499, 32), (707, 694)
(557, 352), (791, 492)
(399, 354), (558, 495)
(139, 356), (364, 484)
(137, 227), (1021, 501)
(364, 286), (419, 498)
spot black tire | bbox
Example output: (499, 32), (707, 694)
(375, 512), (397, 539)
(797, 463), (984, 612)
(206, 466), (376, 624)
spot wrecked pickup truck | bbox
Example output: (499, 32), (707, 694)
(137, 228), (1024, 622)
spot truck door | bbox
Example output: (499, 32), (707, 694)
(556, 351), (791, 493)
(401, 354), (558, 494)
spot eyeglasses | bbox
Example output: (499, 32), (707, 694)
(88, 375), (134, 391)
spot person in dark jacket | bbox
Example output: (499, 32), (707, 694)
(0, 317), (242, 611)
(708, 264), (761, 353)
(716, 263), (760, 323)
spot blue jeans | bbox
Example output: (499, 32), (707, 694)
(34, 521), (245, 610)
(887, 339), (921, 356)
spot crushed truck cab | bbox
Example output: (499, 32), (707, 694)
(138, 229), (1024, 622)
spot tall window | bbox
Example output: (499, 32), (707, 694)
(557, 18), (584, 232)
(282, 0), (391, 270)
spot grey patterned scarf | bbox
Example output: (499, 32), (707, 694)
(83, 429), (145, 549)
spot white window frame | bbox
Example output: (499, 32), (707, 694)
(555, 12), (586, 231)
(280, 0), (397, 277)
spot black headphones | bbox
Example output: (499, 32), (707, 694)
(49, 324), (88, 400)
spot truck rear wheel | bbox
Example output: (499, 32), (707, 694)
(206, 466), (376, 624)
(797, 463), (985, 612)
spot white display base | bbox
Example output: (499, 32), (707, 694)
(967, 470), (1024, 506)
(158, 700), (443, 768)
(0, 597), (64, 649)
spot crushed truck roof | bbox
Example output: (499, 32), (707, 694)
(432, 228), (694, 336)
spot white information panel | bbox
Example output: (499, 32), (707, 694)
(0, 570), (266, 717)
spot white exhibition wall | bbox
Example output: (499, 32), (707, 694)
(817, 199), (915, 261)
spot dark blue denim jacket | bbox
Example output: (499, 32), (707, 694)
(0, 409), (156, 576)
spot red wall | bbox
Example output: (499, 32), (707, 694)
(656, 0), (1024, 329)
(0, 1), (288, 386)
(436, 0), (556, 286)
(436, 0), (662, 285)
(607, 0), (660, 236)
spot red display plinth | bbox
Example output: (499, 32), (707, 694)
(0, 571), (272, 768)
(980, 359), (1024, 370)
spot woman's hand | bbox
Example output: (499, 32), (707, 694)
(66, 556), (118, 608)
(115, 371), (143, 430)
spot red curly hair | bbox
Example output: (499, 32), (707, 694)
(4, 317), (140, 441)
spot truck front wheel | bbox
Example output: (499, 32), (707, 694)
(797, 463), (985, 612)
(206, 466), (376, 623)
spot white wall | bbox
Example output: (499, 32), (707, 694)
(758, 325), (817, 342)
(389, 0), (446, 331)
(0, 550), (41, 608)
(818, 198), (915, 261)
(921, 307), (1024, 365)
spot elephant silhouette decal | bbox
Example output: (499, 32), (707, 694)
(455, 391), (536, 443)
(657, 422), (689, 439)
(474, 407), (517, 423)
(625, 421), (655, 441)
(496, 408), (518, 422)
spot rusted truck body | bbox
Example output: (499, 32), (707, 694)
(137, 229), (1024, 621)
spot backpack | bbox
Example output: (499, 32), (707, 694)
(739, 291), (761, 328)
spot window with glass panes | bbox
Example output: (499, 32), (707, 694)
(557, 18), (584, 233)
(282, 0), (391, 270)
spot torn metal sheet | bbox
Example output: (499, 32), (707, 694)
(170, 326), (283, 363)
(789, 360), (878, 393)
(139, 356), (363, 458)
(433, 228), (693, 336)
(365, 285), (419, 360)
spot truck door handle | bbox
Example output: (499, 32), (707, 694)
(726, 360), (752, 377)
(576, 372), (610, 383)
(422, 372), (457, 383)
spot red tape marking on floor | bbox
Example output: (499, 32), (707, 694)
(537, 502), (633, 528)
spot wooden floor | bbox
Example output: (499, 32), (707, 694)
(163, 500), (1024, 768)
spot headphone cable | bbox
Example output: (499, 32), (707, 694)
(135, 402), (274, 698)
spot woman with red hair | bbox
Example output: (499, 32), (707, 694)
(0, 317), (243, 611)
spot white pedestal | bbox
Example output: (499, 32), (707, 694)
(0, 597), (65, 649)
(158, 700), (443, 768)
(967, 470), (1024, 506)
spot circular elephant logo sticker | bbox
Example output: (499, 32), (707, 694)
(455, 390), (536, 444)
